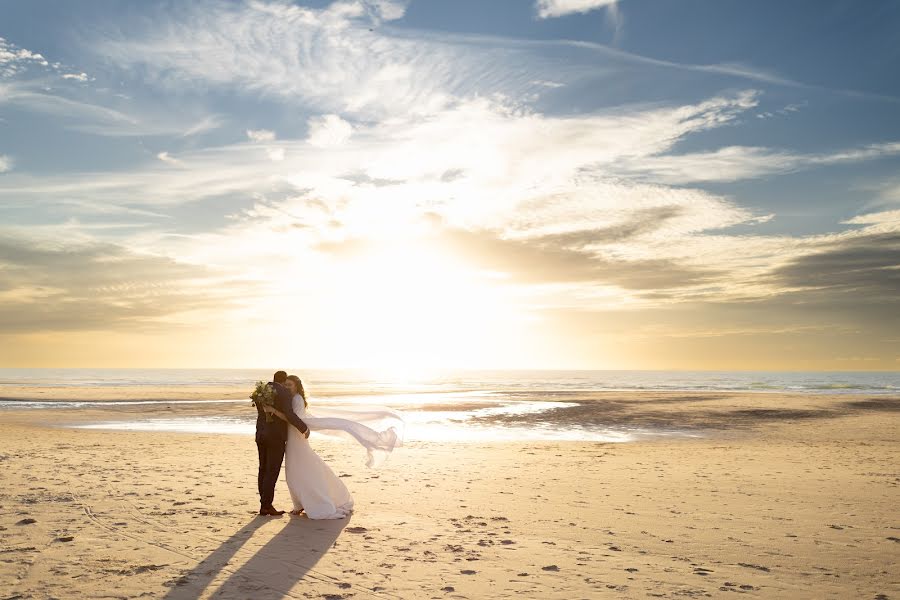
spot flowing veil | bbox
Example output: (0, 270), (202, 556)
(303, 404), (404, 468)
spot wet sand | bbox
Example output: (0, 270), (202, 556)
(0, 391), (898, 599)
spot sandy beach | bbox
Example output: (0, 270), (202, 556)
(1, 391), (898, 599)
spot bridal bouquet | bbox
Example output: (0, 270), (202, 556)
(250, 381), (276, 423)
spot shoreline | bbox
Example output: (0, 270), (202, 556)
(1, 390), (896, 444)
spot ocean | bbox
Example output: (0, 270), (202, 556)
(2, 368), (898, 393)
(1, 369), (897, 443)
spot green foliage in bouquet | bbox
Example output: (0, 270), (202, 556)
(250, 380), (276, 423)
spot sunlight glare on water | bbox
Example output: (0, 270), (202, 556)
(67, 397), (695, 443)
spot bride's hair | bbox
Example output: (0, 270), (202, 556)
(286, 375), (308, 408)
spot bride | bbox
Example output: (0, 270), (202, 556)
(265, 375), (403, 520)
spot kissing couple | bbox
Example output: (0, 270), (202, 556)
(255, 370), (404, 519)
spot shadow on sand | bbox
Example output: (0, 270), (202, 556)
(163, 514), (349, 599)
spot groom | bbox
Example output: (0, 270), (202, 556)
(256, 370), (309, 516)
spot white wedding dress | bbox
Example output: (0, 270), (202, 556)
(284, 394), (403, 520)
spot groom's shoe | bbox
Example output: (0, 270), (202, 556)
(259, 506), (286, 516)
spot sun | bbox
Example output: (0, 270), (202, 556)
(233, 231), (542, 371)
(322, 240), (511, 370)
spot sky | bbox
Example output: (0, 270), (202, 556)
(0, 0), (898, 371)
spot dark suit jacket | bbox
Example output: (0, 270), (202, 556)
(255, 381), (309, 441)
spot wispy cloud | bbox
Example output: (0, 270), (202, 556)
(182, 115), (224, 137)
(535, 0), (619, 19)
(91, 0), (896, 135)
(246, 129), (276, 142)
(0, 78), (223, 138)
(361, 0), (409, 22)
(615, 142), (900, 184)
(0, 36), (51, 77)
(1, 34), (224, 139)
(756, 101), (807, 120)
(541, 38), (900, 102)
(1, 36), (91, 82)
(535, 0), (625, 44)
(0, 154), (11, 173)
(771, 231), (900, 300)
(156, 152), (182, 166)
(0, 229), (235, 333)
(92, 1), (480, 119)
(0, 83), (135, 125)
(306, 114), (353, 148)
(0, 92), (760, 224)
(0, 86), (784, 327)
(844, 208), (900, 227)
